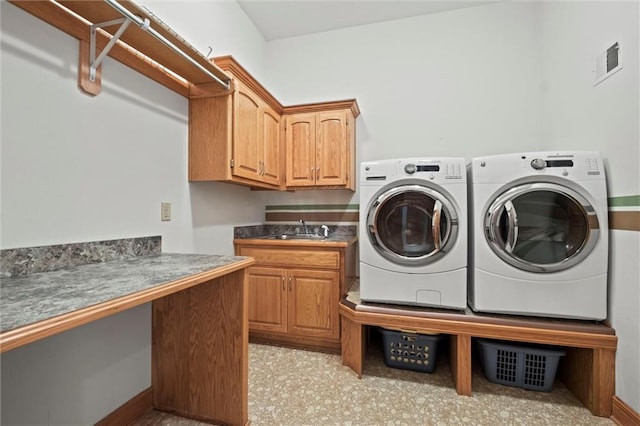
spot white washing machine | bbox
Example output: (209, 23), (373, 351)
(469, 151), (608, 320)
(359, 158), (467, 309)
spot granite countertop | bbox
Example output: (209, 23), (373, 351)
(0, 253), (252, 337)
(233, 224), (357, 248)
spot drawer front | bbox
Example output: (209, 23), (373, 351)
(240, 247), (340, 269)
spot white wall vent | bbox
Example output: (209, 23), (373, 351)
(594, 41), (622, 86)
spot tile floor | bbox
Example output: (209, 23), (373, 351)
(134, 338), (614, 426)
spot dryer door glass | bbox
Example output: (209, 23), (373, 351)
(368, 185), (459, 266)
(485, 183), (599, 273)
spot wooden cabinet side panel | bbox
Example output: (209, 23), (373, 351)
(560, 347), (615, 417)
(315, 110), (347, 186)
(288, 269), (340, 339)
(341, 316), (365, 378)
(345, 110), (356, 190)
(152, 290), (191, 411)
(449, 334), (472, 396)
(285, 114), (316, 186)
(189, 96), (232, 181)
(152, 271), (248, 425)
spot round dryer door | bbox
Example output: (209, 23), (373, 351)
(485, 182), (599, 273)
(367, 184), (459, 266)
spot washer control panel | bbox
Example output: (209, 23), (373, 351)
(361, 158), (467, 183)
(398, 159), (465, 181)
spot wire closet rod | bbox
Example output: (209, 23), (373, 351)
(104, 0), (231, 91)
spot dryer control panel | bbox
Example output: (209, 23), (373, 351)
(471, 151), (604, 183)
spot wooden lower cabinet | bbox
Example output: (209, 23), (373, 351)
(247, 267), (288, 334)
(287, 269), (339, 340)
(245, 265), (340, 349)
(235, 241), (356, 352)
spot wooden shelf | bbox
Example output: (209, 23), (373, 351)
(339, 290), (618, 418)
(9, 0), (231, 97)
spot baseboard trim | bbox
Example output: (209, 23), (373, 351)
(611, 396), (640, 426)
(95, 387), (153, 426)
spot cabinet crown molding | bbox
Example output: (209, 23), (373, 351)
(283, 99), (360, 118)
(213, 55), (283, 113)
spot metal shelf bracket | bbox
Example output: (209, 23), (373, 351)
(89, 17), (136, 81)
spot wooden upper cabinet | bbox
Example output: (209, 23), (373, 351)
(261, 105), (281, 186)
(189, 56), (359, 191)
(316, 111), (347, 186)
(285, 113), (316, 186)
(232, 80), (281, 186)
(188, 58), (284, 190)
(232, 81), (262, 181)
(283, 101), (358, 190)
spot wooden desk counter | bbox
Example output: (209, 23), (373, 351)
(1, 253), (254, 425)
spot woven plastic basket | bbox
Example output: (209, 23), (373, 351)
(380, 329), (443, 373)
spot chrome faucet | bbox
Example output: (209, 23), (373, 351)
(321, 225), (330, 238)
(299, 219), (309, 235)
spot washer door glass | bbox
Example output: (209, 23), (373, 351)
(367, 185), (459, 266)
(485, 182), (599, 273)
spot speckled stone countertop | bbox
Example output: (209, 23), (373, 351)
(1, 253), (252, 338)
(233, 224), (358, 247)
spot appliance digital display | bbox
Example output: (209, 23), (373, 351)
(417, 165), (440, 172)
(546, 160), (574, 168)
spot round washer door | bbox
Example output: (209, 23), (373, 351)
(484, 182), (599, 273)
(367, 184), (459, 266)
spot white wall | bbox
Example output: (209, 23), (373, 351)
(538, 0), (640, 413)
(264, 1), (542, 207)
(539, 0), (639, 197)
(0, 1), (266, 423)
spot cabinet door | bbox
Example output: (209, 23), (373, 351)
(285, 113), (316, 187)
(247, 267), (287, 334)
(261, 105), (281, 186)
(232, 80), (261, 181)
(316, 110), (347, 186)
(287, 269), (340, 340)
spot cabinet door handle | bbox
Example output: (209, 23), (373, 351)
(316, 167), (320, 181)
(288, 276), (292, 291)
(282, 275), (286, 291)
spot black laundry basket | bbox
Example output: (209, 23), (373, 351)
(380, 328), (443, 373)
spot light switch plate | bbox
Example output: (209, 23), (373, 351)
(161, 202), (171, 221)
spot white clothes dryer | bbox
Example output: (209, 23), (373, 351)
(359, 158), (467, 309)
(469, 151), (608, 320)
